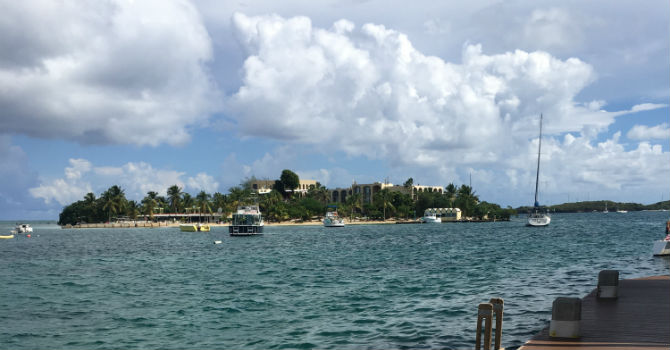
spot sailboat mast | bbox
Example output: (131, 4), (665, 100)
(534, 114), (543, 207)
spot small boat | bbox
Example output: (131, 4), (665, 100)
(229, 205), (264, 236)
(323, 206), (345, 227)
(15, 223), (33, 233)
(653, 236), (670, 256)
(421, 209), (441, 224)
(603, 203), (608, 213)
(179, 223), (210, 232)
(0, 234), (14, 239)
(527, 114), (551, 227)
(616, 209), (628, 213)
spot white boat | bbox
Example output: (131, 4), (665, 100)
(653, 237), (670, 256)
(616, 209), (627, 213)
(603, 203), (608, 213)
(421, 210), (441, 224)
(15, 224), (33, 233)
(527, 114), (551, 227)
(229, 205), (264, 236)
(323, 207), (345, 227)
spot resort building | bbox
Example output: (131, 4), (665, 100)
(328, 181), (444, 204)
(249, 179), (318, 196)
(424, 208), (462, 221)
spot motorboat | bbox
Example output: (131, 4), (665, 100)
(323, 207), (345, 227)
(421, 210), (441, 223)
(229, 205), (264, 236)
(179, 223), (210, 232)
(15, 223), (33, 233)
(527, 114), (551, 227)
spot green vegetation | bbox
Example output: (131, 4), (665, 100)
(516, 200), (670, 213)
(57, 172), (517, 225)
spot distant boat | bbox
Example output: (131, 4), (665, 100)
(0, 234), (14, 239)
(527, 114), (551, 227)
(15, 223), (33, 233)
(179, 223), (210, 232)
(229, 205), (264, 236)
(616, 209), (627, 213)
(603, 203), (608, 213)
(421, 209), (441, 224)
(323, 206), (345, 227)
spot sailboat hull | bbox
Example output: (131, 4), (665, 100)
(527, 215), (551, 227)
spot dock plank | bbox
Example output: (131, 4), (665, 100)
(518, 276), (670, 350)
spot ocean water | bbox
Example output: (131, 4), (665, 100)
(1, 212), (669, 349)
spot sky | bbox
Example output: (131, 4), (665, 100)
(1, 0), (669, 220)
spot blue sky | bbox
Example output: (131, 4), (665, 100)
(1, 0), (669, 220)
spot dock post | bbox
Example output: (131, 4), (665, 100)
(549, 297), (581, 338)
(475, 303), (493, 350)
(597, 270), (619, 298)
(489, 298), (504, 349)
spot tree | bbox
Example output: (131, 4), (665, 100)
(455, 185), (479, 218)
(279, 169), (300, 198)
(126, 200), (140, 220)
(345, 193), (362, 220)
(374, 189), (395, 221)
(167, 185), (183, 213)
(196, 191), (212, 221)
(101, 185), (127, 222)
(182, 192), (194, 213)
(403, 178), (414, 188)
(445, 183), (457, 207)
(142, 191), (159, 220)
(307, 182), (329, 204)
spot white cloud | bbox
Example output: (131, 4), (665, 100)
(0, 0), (219, 146)
(28, 159), (217, 205)
(30, 159), (93, 205)
(187, 172), (220, 193)
(627, 123), (670, 141)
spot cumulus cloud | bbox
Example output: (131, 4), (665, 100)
(28, 159), (219, 205)
(0, 0), (219, 146)
(224, 13), (669, 205)
(627, 123), (670, 141)
(226, 13), (644, 166)
(187, 172), (220, 193)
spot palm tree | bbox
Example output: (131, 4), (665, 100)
(127, 200), (140, 221)
(307, 182), (329, 204)
(142, 191), (159, 220)
(195, 191), (212, 222)
(376, 189), (395, 221)
(445, 183), (457, 207)
(456, 185), (479, 218)
(101, 185), (127, 222)
(211, 192), (227, 220)
(345, 193), (362, 221)
(182, 192), (194, 213)
(167, 185), (182, 213)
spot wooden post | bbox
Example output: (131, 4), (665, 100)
(489, 298), (504, 349)
(476, 303), (493, 350)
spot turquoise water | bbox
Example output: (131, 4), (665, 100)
(1, 212), (669, 349)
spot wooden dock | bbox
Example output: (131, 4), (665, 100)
(518, 275), (670, 350)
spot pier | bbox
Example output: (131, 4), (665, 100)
(518, 275), (669, 350)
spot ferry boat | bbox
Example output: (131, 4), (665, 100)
(527, 114), (551, 227)
(421, 210), (441, 224)
(15, 223), (33, 233)
(323, 207), (345, 227)
(229, 205), (264, 236)
(179, 223), (210, 232)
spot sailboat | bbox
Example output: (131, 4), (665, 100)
(527, 114), (551, 227)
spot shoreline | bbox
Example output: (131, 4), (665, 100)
(61, 218), (510, 229)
